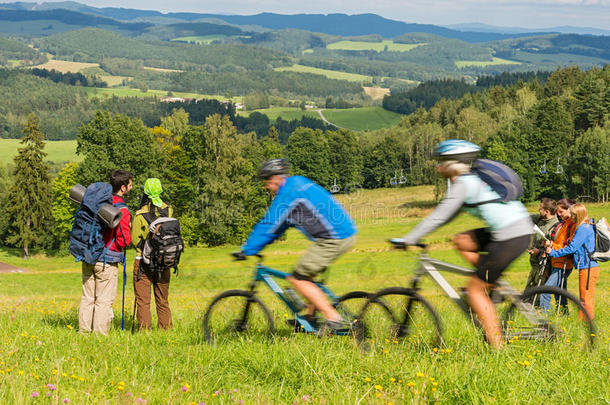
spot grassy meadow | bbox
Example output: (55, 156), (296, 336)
(238, 107), (319, 121)
(321, 107), (404, 131)
(327, 40), (424, 52)
(82, 87), (242, 103)
(0, 139), (79, 164)
(274, 65), (373, 83)
(0, 186), (608, 403)
(454, 57), (522, 68)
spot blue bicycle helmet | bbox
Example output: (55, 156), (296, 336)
(433, 139), (481, 162)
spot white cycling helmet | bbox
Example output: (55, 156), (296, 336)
(433, 139), (481, 162)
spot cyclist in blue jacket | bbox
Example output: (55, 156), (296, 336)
(235, 159), (357, 333)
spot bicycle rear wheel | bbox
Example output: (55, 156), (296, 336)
(202, 290), (275, 344)
(355, 287), (443, 352)
(335, 291), (393, 330)
(501, 286), (596, 349)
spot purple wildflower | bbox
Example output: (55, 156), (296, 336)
(63, 399), (70, 403)
(46, 384), (57, 391)
(31, 391), (39, 398)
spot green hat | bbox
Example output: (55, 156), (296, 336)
(144, 178), (163, 207)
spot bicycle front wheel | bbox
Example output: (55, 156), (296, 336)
(355, 287), (443, 352)
(202, 290), (275, 344)
(501, 286), (596, 349)
(335, 291), (393, 330)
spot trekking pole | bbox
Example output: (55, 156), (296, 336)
(121, 254), (127, 331)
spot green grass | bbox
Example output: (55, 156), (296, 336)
(0, 139), (79, 163)
(172, 35), (250, 44)
(83, 87), (242, 103)
(274, 64), (373, 83)
(455, 57), (522, 68)
(321, 107), (403, 131)
(327, 40), (424, 52)
(238, 107), (319, 121)
(0, 186), (608, 403)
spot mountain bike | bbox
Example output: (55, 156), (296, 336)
(202, 255), (391, 344)
(354, 241), (596, 351)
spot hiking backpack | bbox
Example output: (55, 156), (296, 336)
(140, 206), (184, 277)
(591, 217), (610, 263)
(470, 158), (524, 204)
(69, 182), (127, 265)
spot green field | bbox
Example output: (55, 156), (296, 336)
(0, 186), (608, 403)
(0, 139), (79, 163)
(455, 57), (522, 68)
(83, 87), (242, 103)
(327, 40), (424, 52)
(238, 107), (319, 121)
(172, 35), (250, 44)
(321, 107), (404, 131)
(274, 64), (373, 83)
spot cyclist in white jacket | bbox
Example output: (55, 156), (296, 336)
(396, 140), (532, 349)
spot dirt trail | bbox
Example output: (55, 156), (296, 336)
(0, 262), (28, 273)
(315, 109), (344, 129)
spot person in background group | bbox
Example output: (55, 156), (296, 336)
(131, 178), (174, 330)
(546, 203), (600, 319)
(540, 198), (575, 312)
(79, 170), (132, 335)
(523, 198), (558, 295)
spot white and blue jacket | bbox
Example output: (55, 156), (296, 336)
(242, 176), (357, 256)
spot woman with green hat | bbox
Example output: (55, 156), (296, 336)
(131, 178), (174, 330)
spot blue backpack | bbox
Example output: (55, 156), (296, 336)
(69, 182), (127, 265)
(471, 159), (524, 204)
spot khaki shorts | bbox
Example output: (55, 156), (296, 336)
(293, 235), (356, 280)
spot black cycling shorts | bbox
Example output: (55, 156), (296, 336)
(472, 228), (530, 284)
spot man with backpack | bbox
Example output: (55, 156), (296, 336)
(77, 170), (132, 334)
(131, 178), (182, 330)
(393, 140), (532, 349)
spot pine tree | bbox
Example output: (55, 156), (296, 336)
(7, 113), (52, 259)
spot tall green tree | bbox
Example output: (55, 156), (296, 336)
(285, 127), (331, 187)
(50, 162), (79, 250)
(76, 111), (162, 205)
(568, 125), (610, 202)
(0, 162), (12, 245)
(181, 114), (256, 246)
(6, 114), (52, 258)
(327, 129), (363, 192)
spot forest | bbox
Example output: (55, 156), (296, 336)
(1, 65), (609, 257)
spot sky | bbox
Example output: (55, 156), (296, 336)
(5, 0), (610, 30)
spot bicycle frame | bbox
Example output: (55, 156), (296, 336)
(249, 263), (342, 333)
(410, 252), (547, 334)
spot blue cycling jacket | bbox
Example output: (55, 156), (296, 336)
(242, 176), (357, 255)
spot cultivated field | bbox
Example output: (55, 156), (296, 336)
(82, 87), (242, 103)
(238, 107), (319, 121)
(321, 107), (403, 131)
(0, 139), (79, 163)
(172, 35), (250, 44)
(30, 60), (99, 74)
(327, 40), (424, 52)
(0, 186), (608, 403)
(455, 57), (521, 68)
(274, 64), (373, 83)
(363, 86), (390, 100)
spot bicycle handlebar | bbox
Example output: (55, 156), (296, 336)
(231, 252), (264, 261)
(388, 239), (428, 250)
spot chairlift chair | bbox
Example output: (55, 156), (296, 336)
(398, 169), (407, 185)
(539, 159), (547, 174)
(329, 178), (340, 194)
(555, 158), (564, 174)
